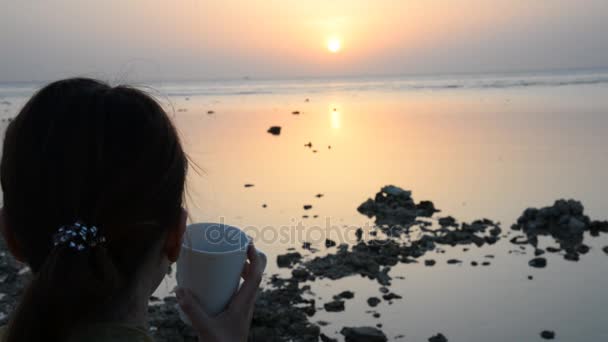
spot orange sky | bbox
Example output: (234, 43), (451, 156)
(0, 0), (607, 81)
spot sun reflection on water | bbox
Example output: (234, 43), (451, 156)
(330, 106), (341, 129)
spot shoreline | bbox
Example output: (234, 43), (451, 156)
(1, 186), (607, 341)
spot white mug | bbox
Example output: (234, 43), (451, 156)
(176, 222), (267, 322)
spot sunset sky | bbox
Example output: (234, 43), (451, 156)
(1, 0), (607, 82)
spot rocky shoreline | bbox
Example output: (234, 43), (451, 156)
(1, 185), (607, 341)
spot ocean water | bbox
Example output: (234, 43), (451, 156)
(1, 70), (608, 341)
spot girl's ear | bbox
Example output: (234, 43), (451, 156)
(164, 208), (187, 262)
(0, 208), (26, 263)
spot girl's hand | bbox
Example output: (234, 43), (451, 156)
(176, 243), (265, 342)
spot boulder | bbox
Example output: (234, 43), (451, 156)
(340, 327), (387, 342)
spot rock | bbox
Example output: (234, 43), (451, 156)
(540, 330), (555, 339)
(428, 333), (448, 342)
(320, 333), (338, 342)
(382, 292), (402, 301)
(340, 327), (387, 342)
(357, 199), (376, 217)
(381, 185), (411, 197)
(367, 297), (381, 307)
(262, 204), (267, 208)
(373, 312), (381, 318)
(336, 291), (355, 299)
(302, 242), (311, 250)
(510, 199), (607, 263)
(355, 228), (363, 241)
(603, 246), (608, 255)
(292, 111), (301, 115)
(528, 275), (533, 280)
(425, 259), (436, 266)
(325, 239), (337, 248)
(304, 142), (313, 148)
(528, 257), (547, 268)
(568, 217), (586, 233)
(244, 183), (255, 188)
(316, 193), (324, 198)
(482, 261), (491, 266)
(471, 261), (478, 266)
(324, 299), (345, 312)
(447, 259), (462, 264)
(277, 252), (302, 268)
(417, 200), (439, 217)
(292, 268), (310, 280)
(438, 216), (457, 227)
(303, 205), (313, 210)
(267, 126), (281, 135)
(207, 110), (214, 114)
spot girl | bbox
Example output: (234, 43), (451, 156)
(0, 78), (263, 341)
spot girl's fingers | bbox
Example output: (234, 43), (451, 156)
(176, 287), (211, 332)
(227, 244), (264, 311)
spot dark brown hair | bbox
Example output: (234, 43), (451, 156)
(1, 78), (187, 341)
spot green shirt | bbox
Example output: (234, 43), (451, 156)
(0, 323), (155, 341)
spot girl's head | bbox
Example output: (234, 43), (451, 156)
(0, 78), (188, 341)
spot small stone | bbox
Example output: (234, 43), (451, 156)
(367, 297), (381, 307)
(341, 327), (387, 342)
(603, 246), (608, 255)
(355, 228), (363, 241)
(320, 333), (338, 342)
(292, 111), (301, 115)
(379, 286), (390, 294)
(482, 261), (491, 266)
(428, 333), (448, 342)
(292, 268), (310, 280)
(316, 193), (324, 198)
(267, 126), (281, 135)
(244, 183), (254, 188)
(528, 275), (533, 280)
(382, 293), (402, 301)
(336, 291), (355, 299)
(471, 261), (478, 266)
(303, 205), (313, 210)
(425, 259), (436, 266)
(324, 300), (345, 312)
(277, 252), (302, 268)
(540, 330), (555, 339)
(528, 257), (547, 268)
(325, 239), (337, 248)
(447, 259), (462, 264)
(373, 312), (381, 318)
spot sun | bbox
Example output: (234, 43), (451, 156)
(327, 37), (342, 53)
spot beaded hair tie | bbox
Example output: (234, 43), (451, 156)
(53, 222), (106, 251)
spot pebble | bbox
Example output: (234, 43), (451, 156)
(367, 297), (381, 307)
(324, 299), (345, 312)
(341, 327), (387, 342)
(267, 126), (281, 135)
(428, 333), (448, 342)
(540, 330), (555, 339)
(528, 257), (547, 268)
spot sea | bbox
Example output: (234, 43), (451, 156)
(1, 69), (608, 341)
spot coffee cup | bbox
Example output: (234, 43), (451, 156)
(176, 222), (266, 321)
